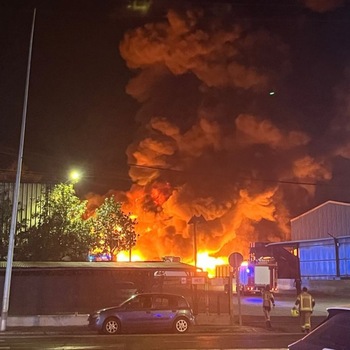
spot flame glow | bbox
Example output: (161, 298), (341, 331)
(117, 251), (143, 262)
(87, 6), (334, 276)
(197, 252), (227, 278)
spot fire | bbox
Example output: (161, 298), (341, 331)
(117, 249), (226, 278)
(117, 250), (144, 262)
(197, 252), (227, 278)
(87, 7), (333, 276)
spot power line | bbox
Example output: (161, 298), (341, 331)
(128, 163), (338, 187)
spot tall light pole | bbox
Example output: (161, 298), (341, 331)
(1, 8), (36, 332)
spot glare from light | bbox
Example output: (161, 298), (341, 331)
(196, 252), (226, 278)
(68, 169), (82, 183)
(118, 251), (143, 261)
(127, 0), (151, 13)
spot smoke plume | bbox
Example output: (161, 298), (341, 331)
(111, 7), (334, 263)
(300, 0), (346, 12)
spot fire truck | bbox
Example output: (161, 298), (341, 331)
(238, 256), (277, 295)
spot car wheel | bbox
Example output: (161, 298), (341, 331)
(173, 317), (190, 333)
(103, 317), (121, 335)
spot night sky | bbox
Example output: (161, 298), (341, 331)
(2, 0), (350, 259)
(1, 0), (140, 192)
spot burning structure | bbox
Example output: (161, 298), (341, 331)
(94, 5), (335, 269)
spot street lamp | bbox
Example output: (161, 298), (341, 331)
(1, 8), (36, 332)
(68, 169), (82, 184)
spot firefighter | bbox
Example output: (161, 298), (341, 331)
(262, 284), (275, 329)
(293, 286), (315, 333)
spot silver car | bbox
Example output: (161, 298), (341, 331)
(288, 307), (350, 350)
(88, 292), (195, 335)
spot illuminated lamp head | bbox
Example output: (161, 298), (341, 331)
(68, 169), (82, 184)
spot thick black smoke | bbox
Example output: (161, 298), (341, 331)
(116, 6), (339, 262)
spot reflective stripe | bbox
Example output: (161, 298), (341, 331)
(263, 291), (272, 307)
(300, 294), (312, 311)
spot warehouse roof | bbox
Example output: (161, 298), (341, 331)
(266, 235), (350, 248)
(0, 261), (198, 272)
(291, 200), (350, 222)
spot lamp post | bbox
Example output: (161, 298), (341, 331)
(1, 8), (36, 332)
(187, 214), (206, 316)
(187, 215), (206, 268)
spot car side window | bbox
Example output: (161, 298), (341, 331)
(126, 295), (152, 309)
(141, 296), (152, 309)
(153, 296), (170, 309)
(177, 297), (188, 308)
(126, 296), (141, 309)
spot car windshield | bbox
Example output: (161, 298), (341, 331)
(119, 294), (138, 307)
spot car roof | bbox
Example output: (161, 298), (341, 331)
(133, 292), (186, 298)
(326, 306), (350, 318)
(327, 306), (350, 312)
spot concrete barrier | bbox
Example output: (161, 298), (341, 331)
(8, 314), (89, 327)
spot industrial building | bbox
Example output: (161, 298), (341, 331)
(0, 182), (52, 232)
(268, 200), (350, 294)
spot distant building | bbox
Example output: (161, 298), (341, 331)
(0, 182), (53, 233)
(267, 201), (350, 294)
(290, 201), (350, 280)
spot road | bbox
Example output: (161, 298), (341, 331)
(2, 290), (345, 350)
(0, 332), (302, 350)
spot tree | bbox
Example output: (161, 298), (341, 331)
(92, 196), (138, 261)
(16, 183), (93, 261)
(0, 192), (12, 260)
(0, 190), (27, 261)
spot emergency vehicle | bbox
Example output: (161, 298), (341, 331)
(238, 257), (277, 295)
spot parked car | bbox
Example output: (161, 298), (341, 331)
(88, 292), (195, 335)
(288, 307), (350, 350)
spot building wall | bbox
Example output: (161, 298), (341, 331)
(289, 201), (350, 280)
(299, 237), (350, 279)
(0, 182), (53, 232)
(291, 201), (350, 241)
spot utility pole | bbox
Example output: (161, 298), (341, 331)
(187, 214), (206, 268)
(187, 214), (206, 315)
(1, 8), (36, 332)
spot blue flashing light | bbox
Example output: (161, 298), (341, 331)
(245, 297), (261, 304)
(88, 253), (112, 262)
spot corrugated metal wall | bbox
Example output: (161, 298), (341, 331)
(299, 237), (350, 279)
(0, 182), (52, 233)
(339, 237), (350, 276)
(291, 202), (350, 241)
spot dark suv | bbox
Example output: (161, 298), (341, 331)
(88, 292), (195, 335)
(288, 307), (350, 349)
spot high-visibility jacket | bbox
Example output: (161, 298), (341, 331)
(262, 290), (275, 307)
(296, 292), (315, 312)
